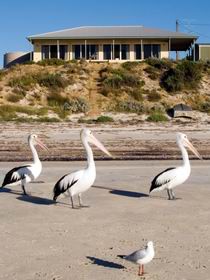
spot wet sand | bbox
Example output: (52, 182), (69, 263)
(0, 160), (210, 280)
(0, 122), (210, 161)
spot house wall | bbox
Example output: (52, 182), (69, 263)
(198, 45), (210, 60)
(32, 39), (169, 62)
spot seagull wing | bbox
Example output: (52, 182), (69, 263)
(125, 248), (147, 263)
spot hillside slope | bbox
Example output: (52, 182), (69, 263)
(0, 59), (210, 123)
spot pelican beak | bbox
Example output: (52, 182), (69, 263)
(185, 139), (202, 159)
(36, 138), (49, 152)
(89, 134), (112, 157)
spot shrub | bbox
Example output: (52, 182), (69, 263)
(47, 92), (69, 107)
(147, 90), (162, 102)
(8, 74), (36, 90)
(7, 93), (24, 103)
(95, 115), (114, 123)
(65, 97), (89, 113)
(36, 73), (69, 89)
(161, 68), (183, 92)
(144, 66), (159, 80)
(116, 100), (144, 114)
(121, 61), (139, 71)
(37, 58), (66, 66)
(0, 69), (7, 81)
(145, 58), (173, 70)
(129, 88), (143, 101)
(147, 110), (168, 122)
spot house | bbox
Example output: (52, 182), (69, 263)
(27, 26), (198, 63)
(195, 43), (210, 61)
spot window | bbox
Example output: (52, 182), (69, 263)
(134, 45), (142, 60)
(103, 45), (112, 60)
(152, 44), (160, 58)
(114, 44), (120, 60)
(72, 45), (80, 59)
(143, 45), (152, 59)
(41, 45), (49, 59)
(121, 44), (130, 60)
(50, 45), (58, 58)
(60, 45), (68, 60)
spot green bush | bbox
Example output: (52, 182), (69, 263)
(36, 73), (69, 89)
(145, 58), (173, 70)
(8, 74), (36, 90)
(95, 115), (114, 123)
(147, 110), (168, 122)
(47, 92), (69, 107)
(144, 66), (159, 80)
(161, 60), (203, 92)
(0, 69), (7, 81)
(121, 61), (139, 71)
(129, 88), (143, 101)
(147, 90), (162, 102)
(116, 100), (144, 114)
(37, 58), (66, 66)
(7, 93), (24, 103)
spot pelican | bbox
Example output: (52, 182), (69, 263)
(1, 134), (48, 195)
(118, 241), (155, 276)
(150, 132), (202, 200)
(53, 128), (112, 208)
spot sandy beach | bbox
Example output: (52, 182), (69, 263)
(0, 121), (210, 161)
(0, 160), (210, 280)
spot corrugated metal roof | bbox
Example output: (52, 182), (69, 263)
(27, 26), (198, 40)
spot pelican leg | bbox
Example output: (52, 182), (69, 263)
(78, 193), (83, 207)
(67, 189), (74, 208)
(21, 183), (27, 195)
(171, 189), (176, 200)
(167, 189), (172, 200)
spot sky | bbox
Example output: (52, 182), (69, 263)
(1, 0), (210, 68)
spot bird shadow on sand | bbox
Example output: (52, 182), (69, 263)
(17, 195), (54, 205)
(93, 185), (149, 198)
(86, 256), (125, 269)
(0, 187), (21, 196)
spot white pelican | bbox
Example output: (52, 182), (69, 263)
(53, 128), (112, 208)
(1, 134), (48, 195)
(150, 132), (202, 200)
(118, 241), (155, 276)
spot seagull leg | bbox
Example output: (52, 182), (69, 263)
(142, 265), (144, 275)
(138, 264), (143, 276)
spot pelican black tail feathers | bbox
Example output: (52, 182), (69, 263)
(117, 255), (126, 259)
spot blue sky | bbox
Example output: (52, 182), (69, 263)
(1, 0), (210, 67)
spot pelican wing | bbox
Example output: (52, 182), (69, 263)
(150, 167), (176, 192)
(2, 165), (31, 187)
(53, 171), (83, 201)
(126, 248), (147, 263)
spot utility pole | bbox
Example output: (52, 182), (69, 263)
(176, 19), (179, 60)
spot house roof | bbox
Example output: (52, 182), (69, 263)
(27, 26), (198, 40)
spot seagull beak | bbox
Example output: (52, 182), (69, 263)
(185, 139), (202, 159)
(89, 134), (112, 157)
(36, 138), (49, 152)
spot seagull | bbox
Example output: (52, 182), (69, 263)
(118, 241), (155, 276)
(53, 128), (112, 208)
(1, 134), (48, 195)
(150, 132), (202, 200)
